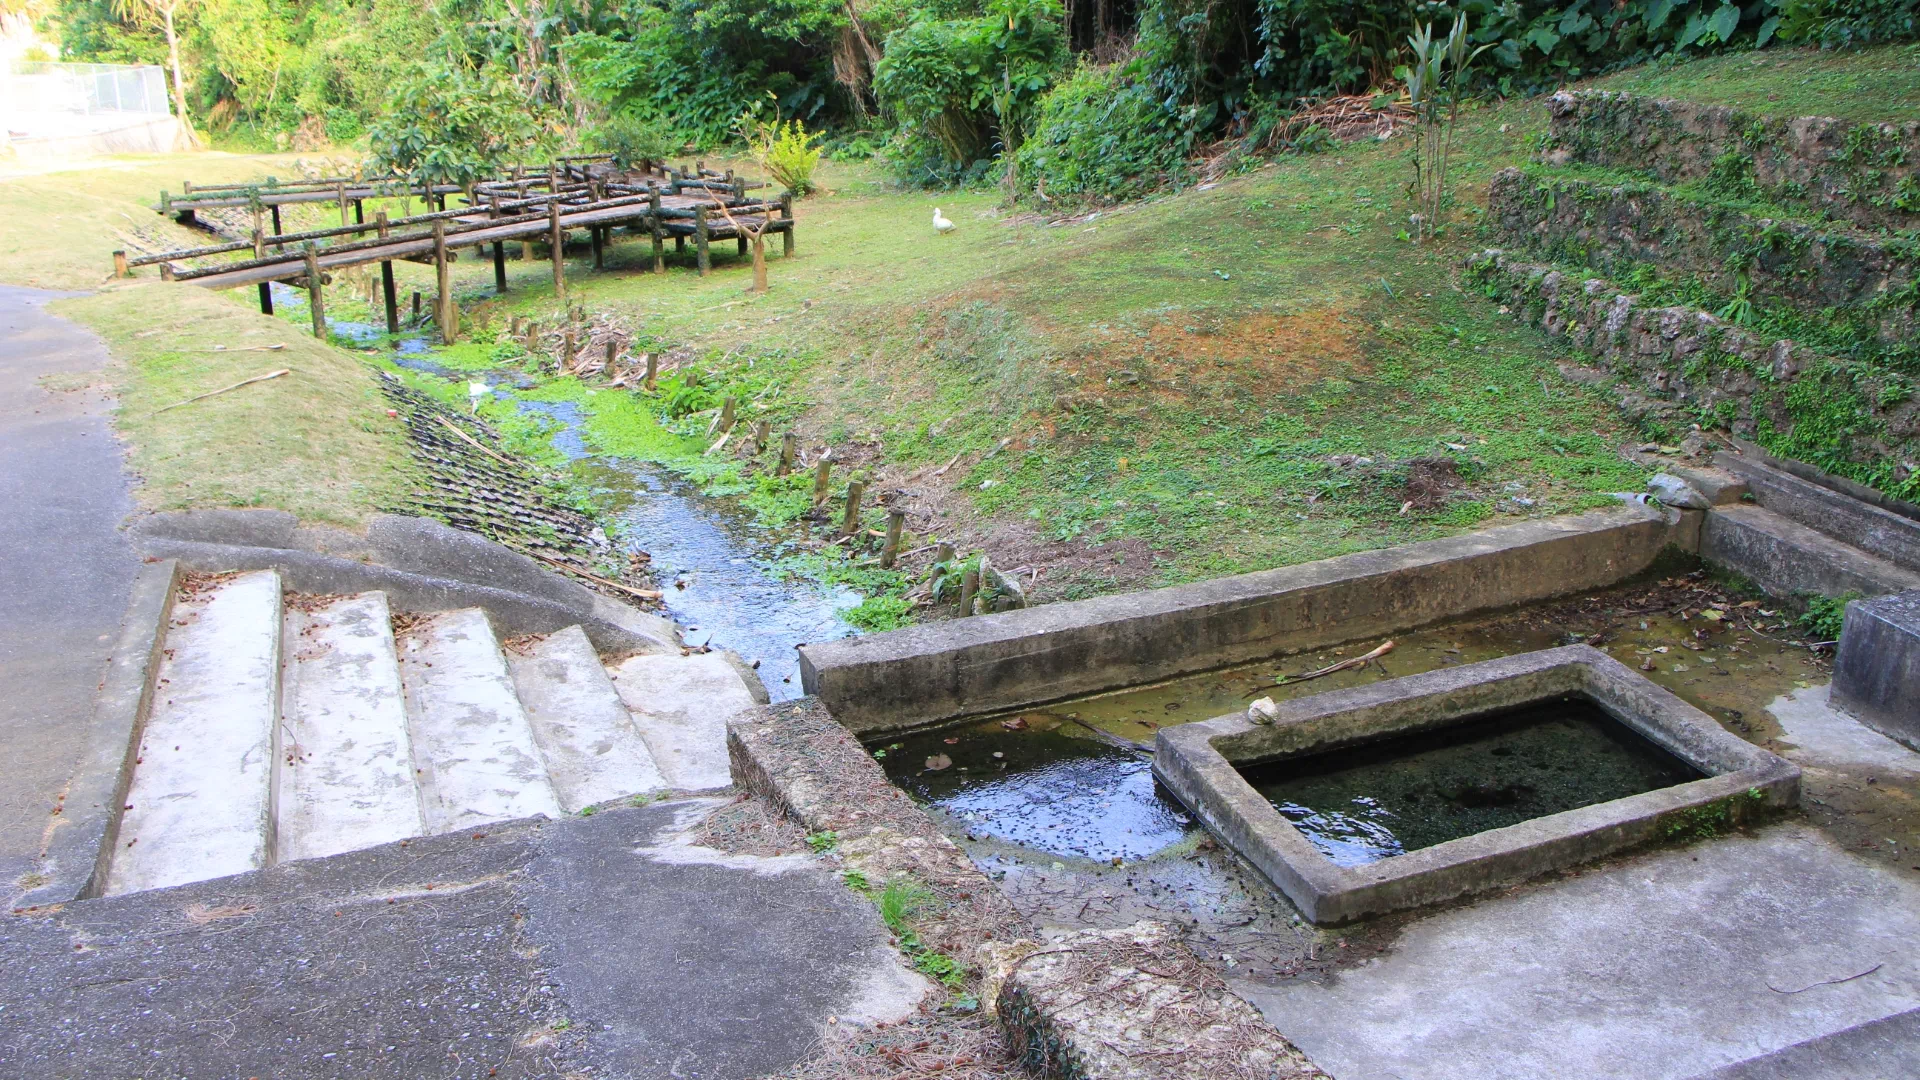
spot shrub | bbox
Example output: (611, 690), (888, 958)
(739, 110), (826, 194)
(366, 62), (548, 186)
(588, 112), (677, 169)
(872, 0), (1066, 186)
(1779, 0), (1920, 46)
(1014, 61), (1187, 203)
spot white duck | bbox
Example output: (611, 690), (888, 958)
(932, 207), (956, 234)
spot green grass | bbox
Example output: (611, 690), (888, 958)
(1589, 41), (1920, 123)
(56, 284), (420, 527)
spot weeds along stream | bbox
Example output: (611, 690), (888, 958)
(283, 282), (860, 698)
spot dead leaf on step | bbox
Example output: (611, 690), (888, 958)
(924, 754), (953, 772)
(1000, 717), (1029, 731)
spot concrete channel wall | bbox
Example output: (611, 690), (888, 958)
(800, 505), (1682, 736)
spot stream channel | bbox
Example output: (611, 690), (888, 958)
(287, 283), (857, 699)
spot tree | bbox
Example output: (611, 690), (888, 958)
(109, 0), (200, 144)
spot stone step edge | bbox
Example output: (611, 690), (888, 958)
(1463, 248), (1918, 494)
(13, 559), (182, 910)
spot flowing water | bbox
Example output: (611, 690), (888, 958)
(313, 289), (857, 698)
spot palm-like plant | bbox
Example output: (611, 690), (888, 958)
(1400, 15), (1489, 241)
(110, 0), (201, 145)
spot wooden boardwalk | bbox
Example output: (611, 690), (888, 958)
(118, 157), (795, 341)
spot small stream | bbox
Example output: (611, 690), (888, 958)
(305, 286), (857, 697)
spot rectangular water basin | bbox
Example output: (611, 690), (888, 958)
(1154, 645), (1800, 924)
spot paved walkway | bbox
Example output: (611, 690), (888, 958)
(0, 286), (137, 899)
(0, 798), (925, 1079)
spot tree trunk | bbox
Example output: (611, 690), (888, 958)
(161, 3), (198, 146)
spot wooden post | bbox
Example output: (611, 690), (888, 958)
(524, 321), (538, 353)
(751, 419), (769, 453)
(649, 189), (664, 273)
(591, 225), (604, 270)
(251, 227), (265, 259)
(377, 211), (397, 335)
(840, 480), (865, 538)
(433, 220), (454, 344)
(717, 396), (736, 434)
(492, 240), (507, 294)
(644, 352), (658, 391)
(257, 281), (273, 316)
(413, 291), (422, 322)
(811, 451), (833, 504)
(776, 432), (796, 476)
(605, 339), (618, 369)
(781, 193), (795, 257)
(112, 250), (128, 278)
(354, 198), (364, 225)
(303, 244), (326, 340)
(694, 207), (710, 277)
(338, 181), (349, 228)
(880, 510), (906, 568)
(250, 201), (265, 251)
(159, 262), (174, 282)
(957, 568), (980, 616)
(562, 329), (577, 373)
(549, 200), (566, 298)
(270, 204), (282, 236)
(675, 235), (686, 254)
(737, 233), (748, 257)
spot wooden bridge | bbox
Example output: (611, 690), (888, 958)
(116, 156), (795, 342)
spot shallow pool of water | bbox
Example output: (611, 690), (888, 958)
(1242, 698), (1701, 866)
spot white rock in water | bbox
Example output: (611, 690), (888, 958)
(1248, 697), (1280, 725)
(1647, 473), (1710, 510)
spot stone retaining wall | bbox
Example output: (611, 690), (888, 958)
(1466, 248), (1919, 496)
(1544, 91), (1920, 232)
(1485, 166), (1918, 347)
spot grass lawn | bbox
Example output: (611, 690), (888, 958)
(9, 38), (1915, 588)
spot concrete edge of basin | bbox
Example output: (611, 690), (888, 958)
(15, 559), (180, 909)
(801, 505), (1682, 737)
(725, 697), (1330, 1080)
(1153, 645), (1801, 925)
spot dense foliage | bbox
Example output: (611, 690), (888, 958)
(35, 0), (1919, 196)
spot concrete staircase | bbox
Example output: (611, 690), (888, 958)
(104, 570), (761, 896)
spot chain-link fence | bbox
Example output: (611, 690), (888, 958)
(3, 60), (172, 140)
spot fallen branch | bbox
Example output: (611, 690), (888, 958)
(1245, 639), (1396, 696)
(150, 368), (290, 414)
(929, 451), (965, 477)
(525, 550), (664, 601)
(1064, 715), (1153, 756)
(435, 415), (513, 467)
(1769, 962), (1882, 995)
(209, 343), (287, 352)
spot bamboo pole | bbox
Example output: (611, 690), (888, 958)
(957, 568), (980, 616)
(752, 419), (769, 453)
(302, 244), (326, 340)
(776, 432), (796, 476)
(644, 351), (657, 391)
(880, 510), (905, 568)
(812, 450), (833, 504)
(781, 193), (795, 257)
(841, 480), (865, 537)
(563, 329), (577, 373)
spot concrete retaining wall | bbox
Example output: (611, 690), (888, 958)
(800, 506), (1680, 736)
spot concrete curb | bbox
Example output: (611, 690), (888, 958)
(18, 559), (179, 908)
(136, 537), (677, 655)
(981, 922), (1327, 1079)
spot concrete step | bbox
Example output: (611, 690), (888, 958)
(397, 608), (563, 834)
(107, 571), (282, 896)
(1702, 504), (1920, 601)
(608, 652), (760, 791)
(276, 592), (425, 862)
(506, 625), (666, 811)
(1714, 450), (1920, 573)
